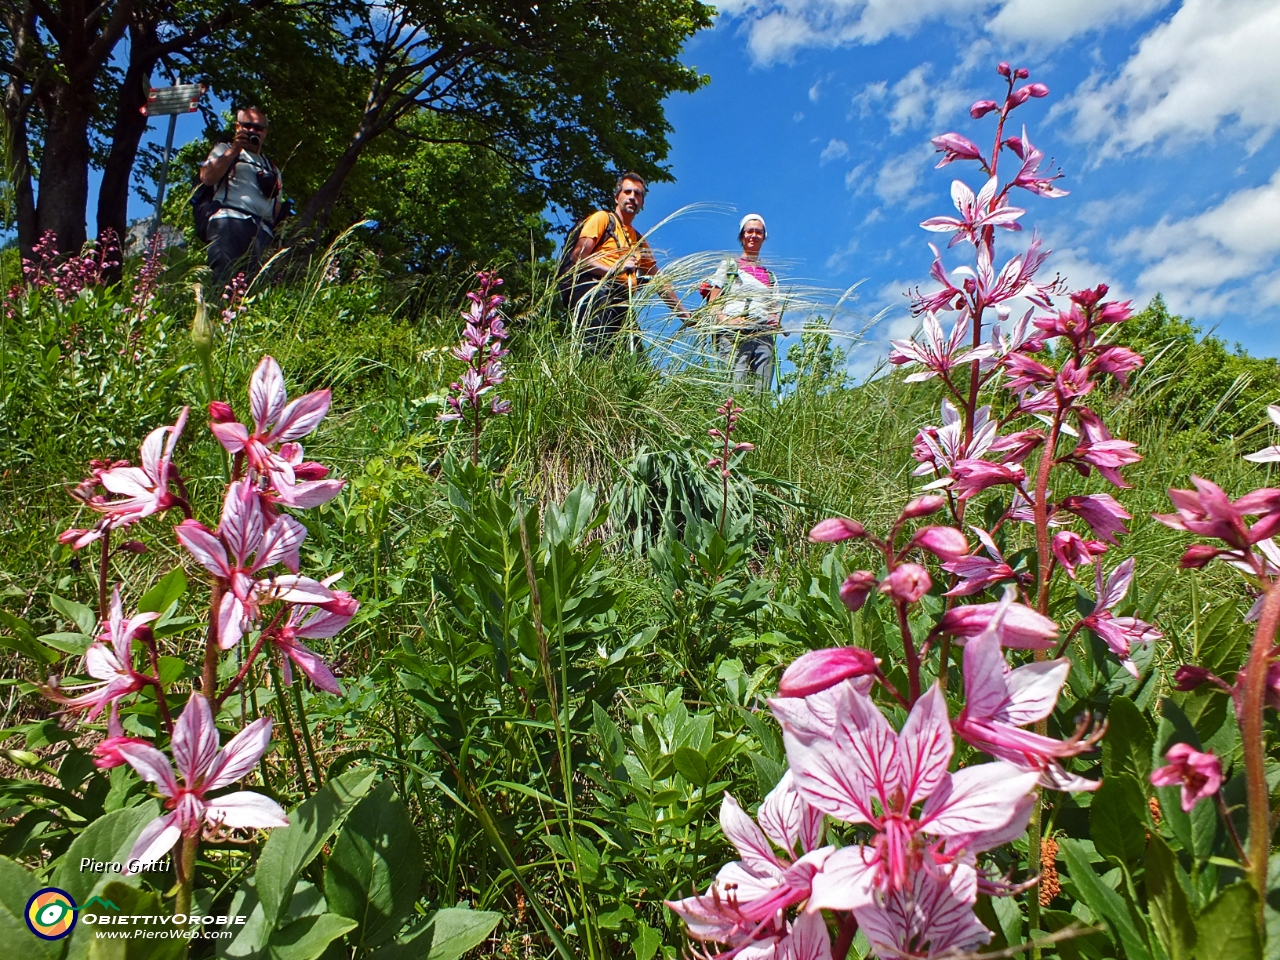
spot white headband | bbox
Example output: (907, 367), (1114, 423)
(739, 214), (766, 236)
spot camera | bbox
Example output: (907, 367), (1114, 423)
(248, 132), (261, 147)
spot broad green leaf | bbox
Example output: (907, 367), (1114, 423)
(632, 921), (662, 960)
(256, 767), (377, 932)
(268, 913), (358, 960)
(1157, 784), (1218, 858)
(324, 781), (423, 948)
(672, 746), (709, 787)
(56, 803), (158, 904)
(137, 569), (187, 616)
(1059, 838), (1151, 960)
(423, 907), (501, 960)
(51, 595), (98, 636)
(85, 883), (185, 960)
(1103, 696), (1154, 783)
(0, 856), (62, 960)
(1146, 833), (1196, 960)
(1091, 774), (1148, 865)
(1194, 882), (1260, 960)
(39, 631), (93, 655)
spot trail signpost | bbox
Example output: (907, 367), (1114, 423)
(142, 83), (206, 238)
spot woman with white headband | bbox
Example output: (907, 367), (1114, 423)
(704, 214), (781, 389)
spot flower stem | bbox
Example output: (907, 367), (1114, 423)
(1242, 580), (1280, 929)
(174, 833), (198, 918)
(290, 678), (323, 787)
(269, 657), (311, 796)
(202, 582), (223, 697)
(98, 531), (111, 623)
(832, 912), (859, 960)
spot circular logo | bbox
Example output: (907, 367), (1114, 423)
(26, 887), (77, 940)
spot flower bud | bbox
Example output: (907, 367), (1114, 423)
(734, 442), (756, 452)
(778, 646), (880, 698)
(1009, 87), (1032, 106)
(1026, 82), (1049, 97)
(809, 518), (867, 543)
(839, 570), (878, 612)
(117, 540), (148, 554)
(901, 495), (946, 519)
(1173, 665), (1214, 691)
(1179, 544), (1220, 569)
(190, 283), (213, 361)
(910, 525), (969, 560)
(293, 461), (330, 481)
(208, 400), (236, 423)
(997, 62), (1011, 77)
(970, 99), (999, 119)
(880, 563), (932, 603)
(1015, 67), (1030, 79)
(939, 601), (1058, 648)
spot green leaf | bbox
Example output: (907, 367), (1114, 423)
(51, 595), (98, 636)
(324, 780), (423, 948)
(0, 856), (62, 960)
(256, 767), (378, 932)
(672, 746), (709, 787)
(1146, 833), (1196, 960)
(137, 569), (187, 616)
(366, 907), (501, 960)
(39, 631), (93, 655)
(1059, 838), (1151, 960)
(1157, 783), (1218, 858)
(55, 803), (158, 904)
(1104, 696), (1154, 783)
(1194, 882), (1260, 960)
(632, 921), (662, 960)
(268, 913), (358, 960)
(1091, 774), (1148, 865)
(85, 883), (185, 960)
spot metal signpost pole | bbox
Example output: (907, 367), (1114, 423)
(142, 83), (205, 240)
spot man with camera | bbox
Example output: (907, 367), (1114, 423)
(565, 172), (689, 354)
(199, 107), (282, 287)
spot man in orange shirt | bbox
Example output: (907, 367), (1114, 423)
(566, 172), (689, 354)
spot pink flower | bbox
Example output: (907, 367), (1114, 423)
(1150, 743), (1222, 812)
(943, 528), (1017, 597)
(920, 176), (1025, 248)
(931, 133), (984, 168)
(176, 479), (333, 648)
(59, 408), (189, 548)
(912, 402), (997, 480)
(1094, 346), (1143, 385)
(1006, 127), (1067, 199)
(1154, 476), (1280, 555)
(208, 357), (344, 508)
(909, 525), (969, 561)
(1059, 493), (1131, 544)
(938, 601), (1058, 649)
(890, 312), (994, 383)
(1068, 411), (1141, 488)
(665, 777), (829, 948)
(1051, 531), (1107, 579)
(839, 571), (879, 612)
(809, 518), (866, 542)
(881, 564), (932, 603)
(954, 597), (1100, 791)
(969, 100), (998, 119)
(781, 684), (1039, 909)
(910, 244), (965, 315)
(856, 862), (994, 959)
(93, 703), (151, 769)
(902, 495), (947, 519)
(118, 695), (288, 868)
(1244, 405), (1280, 463)
(950, 459), (1026, 499)
(45, 587), (159, 718)
(273, 582), (358, 694)
(1080, 559), (1162, 678)
(778, 647), (879, 699)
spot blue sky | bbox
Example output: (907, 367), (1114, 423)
(637, 0), (1280, 372)
(110, 1), (1280, 372)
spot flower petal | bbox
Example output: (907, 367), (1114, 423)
(204, 791), (290, 830)
(205, 717), (274, 790)
(250, 356), (287, 434)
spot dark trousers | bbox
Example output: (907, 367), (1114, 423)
(567, 276), (634, 355)
(207, 216), (270, 290)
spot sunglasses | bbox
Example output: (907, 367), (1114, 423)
(237, 121), (266, 132)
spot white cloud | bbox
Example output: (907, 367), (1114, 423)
(874, 144), (935, 204)
(723, 0), (1163, 65)
(845, 162), (870, 191)
(1115, 165), (1280, 313)
(1065, 0), (1280, 156)
(821, 138), (851, 163)
(826, 237), (861, 270)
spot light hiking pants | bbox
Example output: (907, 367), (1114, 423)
(715, 330), (775, 390)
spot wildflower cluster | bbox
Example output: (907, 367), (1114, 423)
(221, 272), (250, 324)
(671, 62), (1162, 960)
(130, 233), (166, 323)
(46, 356), (355, 913)
(706, 396), (754, 533)
(20, 229), (122, 302)
(439, 271), (511, 463)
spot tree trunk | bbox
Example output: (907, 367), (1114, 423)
(35, 83), (96, 254)
(96, 22), (159, 260)
(3, 92), (37, 258)
(295, 121), (381, 241)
